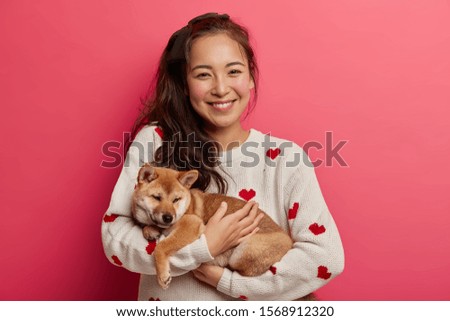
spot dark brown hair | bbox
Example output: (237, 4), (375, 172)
(129, 13), (259, 193)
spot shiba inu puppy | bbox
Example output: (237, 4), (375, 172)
(131, 163), (293, 290)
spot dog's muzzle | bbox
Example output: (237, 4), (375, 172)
(162, 214), (173, 224)
(151, 213), (175, 228)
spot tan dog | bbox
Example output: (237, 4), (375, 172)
(131, 163), (293, 290)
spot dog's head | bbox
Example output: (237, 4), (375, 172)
(131, 164), (198, 229)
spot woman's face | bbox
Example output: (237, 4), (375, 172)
(186, 33), (254, 135)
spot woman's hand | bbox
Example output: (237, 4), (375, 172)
(192, 264), (224, 288)
(204, 201), (263, 257)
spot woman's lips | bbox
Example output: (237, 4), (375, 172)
(208, 100), (236, 111)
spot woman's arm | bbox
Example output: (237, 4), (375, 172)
(101, 126), (214, 276)
(213, 150), (345, 300)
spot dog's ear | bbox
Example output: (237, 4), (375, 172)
(138, 164), (158, 184)
(178, 170), (199, 189)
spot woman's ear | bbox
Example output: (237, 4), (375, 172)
(249, 76), (255, 90)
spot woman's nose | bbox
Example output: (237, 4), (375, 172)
(211, 76), (229, 97)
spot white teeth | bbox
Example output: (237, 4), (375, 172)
(212, 101), (233, 109)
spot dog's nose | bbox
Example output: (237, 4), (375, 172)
(162, 214), (173, 224)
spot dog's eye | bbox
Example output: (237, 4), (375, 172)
(173, 197), (181, 203)
(152, 195), (161, 201)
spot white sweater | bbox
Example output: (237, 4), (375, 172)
(102, 125), (344, 300)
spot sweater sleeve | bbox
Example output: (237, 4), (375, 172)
(101, 126), (214, 275)
(216, 147), (345, 300)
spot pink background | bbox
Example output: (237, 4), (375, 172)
(1, 0), (449, 300)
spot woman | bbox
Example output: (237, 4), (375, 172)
(102, 12), (344, 300)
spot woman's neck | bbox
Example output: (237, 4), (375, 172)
(206, 126), (250, 152)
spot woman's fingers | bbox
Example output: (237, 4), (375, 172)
(204, 200), (263, 256)
(237, 202), (260, 226)
(232, 201), (256, 221)
(237, 227), (260, 244)
(209, 201), (228, 223)
(192, 264), (224, 288)
(239, 212), (264, 237)
(232, 204), (263, 246)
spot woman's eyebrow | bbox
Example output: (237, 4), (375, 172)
(226, 61), (246, 68)
(191, 61), (246, 71)
(191, 65), (212, 71)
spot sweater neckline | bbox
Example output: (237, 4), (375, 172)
(218, 128), (260, 164)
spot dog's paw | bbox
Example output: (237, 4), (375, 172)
(158, 271), (172, 290)
(143, 226), (161, 241)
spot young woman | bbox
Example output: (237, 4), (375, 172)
(102, 13), (344, 300)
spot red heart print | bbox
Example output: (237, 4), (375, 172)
(146, 240), (157, 255)
(317, 266), (331, 280)
(266, 148), (281, 160)
(155, 127), (163, 139)
(239, 295), (248, 301)
(309, 223), (326, 235)
(111, 255), (123, 266)
(269, 266), (277, 275)
(103, 214), (119, 223)
(239, 189), (256, 201)
(288, 202), (299, 219)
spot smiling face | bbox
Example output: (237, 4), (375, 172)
(186, 33), (255, 137)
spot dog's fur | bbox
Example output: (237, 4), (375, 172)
(131, 164), (294, 291)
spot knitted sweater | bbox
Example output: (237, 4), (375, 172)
(102, 125), (344, 300)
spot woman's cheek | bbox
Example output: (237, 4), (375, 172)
(233, 75), (254, 94)
(188, 79), (210, 100)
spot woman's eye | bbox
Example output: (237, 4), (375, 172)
(152, 195), (161, 201)
(229, 69), (242, 75)
(173, 198), (181, 203)
(195, 73), (210, 79)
